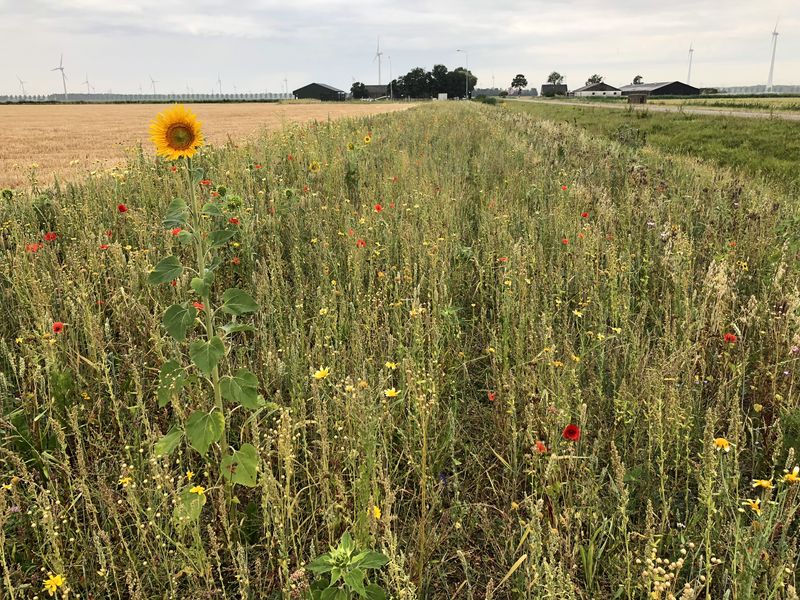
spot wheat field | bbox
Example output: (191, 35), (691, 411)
(0, 102), (415, 189)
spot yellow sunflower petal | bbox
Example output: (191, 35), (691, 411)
(149, 104), (204, 160)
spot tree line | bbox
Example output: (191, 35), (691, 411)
(351, 64), (477, 99)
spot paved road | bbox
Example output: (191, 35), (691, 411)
(535, 99), (800, 122)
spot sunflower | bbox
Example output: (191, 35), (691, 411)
(308, 160), (321, 173)
(149, 105), (204, 160)
(363, 134), (372, 145)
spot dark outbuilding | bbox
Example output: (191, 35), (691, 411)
(541, 84), (568, 97)
(292, 83), (346, 101)
(619, 81), (700, 97)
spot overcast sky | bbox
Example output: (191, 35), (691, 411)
(1, 0), (798, 95)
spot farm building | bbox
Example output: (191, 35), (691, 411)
(619, 81), (700, 98)
(541, 84), (568, 96)
(570, 82), (621, 97)
(292, 83), (346, 101)
(364, 85), (389, 99)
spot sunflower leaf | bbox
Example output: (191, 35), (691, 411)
(162, 304), (197, 342)
(220, 443), (258, 487)
(209, 229), (236, 249)
(162, 198), (188, 228)
(156, 360), (186, 408)
(202, 203), (225, 218)
(185, 410), (224, 456)
(221, 288), (259, 315)
(148, 256), (183, 285)
(189, 337), (225, 375)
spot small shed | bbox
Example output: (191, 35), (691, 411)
(571, 82), (621, 97)
(292, 83), (346, 101)
(541, 84), (568, 97)
(363, 85), (389, 99)
(619, 81), (700, 98)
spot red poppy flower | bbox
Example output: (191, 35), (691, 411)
(561, 238), (569, 245)
(52, 322), (64, 334)
(231, 256), (241, 265)
(581, 212), (589, 218)
(26, 243), (42, 253)
(170, 165), (178, 172)
(170, 280), (177, 287)
(348, 228), (354, 236)
(210, 191), (220, 198)
(729, 241), (737, 248)
(228, 217), (240, 225)
(171, 227), (182, 236)
(303, 185), (309, 193)
(561, 185), (568, 191)
(389, 202), (395, 208)
(374, 203), (383, 212)
(192, 302), (205, 311)
(535, 440), (548, 453)
(117, 203), (128, 213)
(498, 257), (508, 263)
(105, 230), (113, 238)
(43, 232), (57, 242)
(199, 179), (212, 186)
(99, 244), (109, 250)
(562, 424), (581, 441)
(287, 154), (294, 161)
(255, 164), (263, 169)
(487, 391), (496, 402)
(724, 333), (738, 344)
(356, 239), (366, 248)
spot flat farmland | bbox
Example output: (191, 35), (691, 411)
(0, 102), (415, 188)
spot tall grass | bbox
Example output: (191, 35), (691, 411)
(2, 102), (800, 599)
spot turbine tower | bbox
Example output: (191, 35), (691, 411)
(51, 54), (67, 100)
(150, 75), (158, 95)
(83, 74), (92, 94)
(17, 76), (27, 96)
(373, 37), (383, 85)
(767, 20), (779, 92)
(217, 74), (222, 95)
(687, 43), (694, 85)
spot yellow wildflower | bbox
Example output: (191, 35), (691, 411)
(714, 437), (731, 452)
(119, 476), (132, 487)
(43, 573), (65, 596)
(385, 361), (398, 370)
(189, 485), (206, 496)
(752, 478), (774, 490)
(186, 470), (194, 481)
(363, 134), (372, 145)
(313, 367), (330, 380)
(783, 466), (800, 484)
(572, 309), (583, 317)
(384, 388), (400, 398)
(357, 379), (369, 389)
(372, 505), (381, 519)
(742, 498), (761, 515)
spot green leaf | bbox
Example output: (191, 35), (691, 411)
(220, 443), (258, 487)
(189, 337), (224, 375)
(162, 198), (188, 227)
(221, 369), (262, 409)
(209, 229), (236, 248)
(162, 304), (197, 342)
(221, 288), (259, 315)
(173, 486), (206, 527)
(355, 552), (389, 570)
(202, 202), (225, 217)
(306, 553), (334, 574)
(343, 568), (366, 596)
(190, 270), (215, 296)
(220, 323), (256, 335)
(320, 588), (339, 600)
(364, 584), (386, 600)
(154, 427), (183, 457)
(157, 360), (186, 408)
(176, 230), (194, 245)
(185, 410), (225, 456)
(190, 167), (205, 185)
(147, 256), (183, 285)
(340, 531), (354, 554)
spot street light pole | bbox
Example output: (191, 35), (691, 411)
(456, 48), (469, 99)
(388, 55), (393, 100)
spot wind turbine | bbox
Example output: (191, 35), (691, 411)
(687, 43), (694, 85)
(373, 37), (383, 85)
(283, 76), (288, 94)
(17, 76), (27, 96)
(83, 74), (92, 95)
(51, 54), (67, 100)
(150, 75), (158, 95)
(767, 19), (779, 92)
(217, 74), (222, 95)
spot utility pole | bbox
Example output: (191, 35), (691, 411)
(456, 48), (469, 99)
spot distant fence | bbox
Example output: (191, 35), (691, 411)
(0, 92), (295, 104)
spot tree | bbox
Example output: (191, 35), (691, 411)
(586, 74), (603, 85)
(403, 67), (434, 98)
(547, 71), (564, 85)
(350, 82), (368, 99)
(633, 75), (644, 85)
(511, 74), (528, 94)
(431, 64), (449, 95)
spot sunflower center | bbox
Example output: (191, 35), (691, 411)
(166, 123), (195, 150)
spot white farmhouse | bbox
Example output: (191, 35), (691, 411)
(571, 82), (621, 97)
